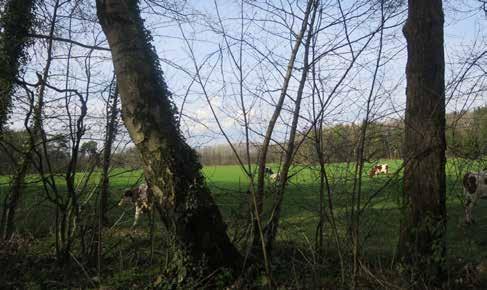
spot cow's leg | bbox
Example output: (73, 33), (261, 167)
(133, 206), (142, 227)
(465, 192), (478, 224)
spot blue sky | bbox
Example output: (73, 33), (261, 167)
(141, 1), (486, 146)
(9, 0), (487, 148)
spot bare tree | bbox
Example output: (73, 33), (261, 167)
(263, 0), (319, 257)
(250, 0), (317, 268)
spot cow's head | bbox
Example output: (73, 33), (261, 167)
(463, 173), (478, 194)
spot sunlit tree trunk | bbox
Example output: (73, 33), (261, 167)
(263, 0), (318, 256)
(96, 0), (242, 276)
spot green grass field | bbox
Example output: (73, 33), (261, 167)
(2, 159), (487, 287)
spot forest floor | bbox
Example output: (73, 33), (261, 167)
(1, 159), (487, 288)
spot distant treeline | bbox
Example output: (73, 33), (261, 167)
(1, 107), (486, 173)
(197, 106), (487, 166)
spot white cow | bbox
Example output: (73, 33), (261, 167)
(118, 183), (153, 226)
(464, 171), (487, 224)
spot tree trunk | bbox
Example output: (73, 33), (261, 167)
(0, 0), (35, 133)
(96, 0), (242, 277)
(0, 149), (30, 239)
(398, 0), (447, 286)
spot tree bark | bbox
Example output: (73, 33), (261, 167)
(398, 0), (447, 286)
(96, 0), (242, 276)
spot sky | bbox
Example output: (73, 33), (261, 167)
(146, 0), (486, 145)
(8, 0), (487, 149)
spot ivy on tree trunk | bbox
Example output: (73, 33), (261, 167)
(0, 0), (35, 133)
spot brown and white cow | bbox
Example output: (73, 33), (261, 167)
(118, 183), (153, 226)
(369, 164), (389, 177)
(463, 171), (487, 224)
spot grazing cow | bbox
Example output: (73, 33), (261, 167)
(369, 164), (389, 177)
(118, 183), (153, 226)
(463, 171), (487, 224)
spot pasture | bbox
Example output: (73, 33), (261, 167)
(2, 159), (487, 287)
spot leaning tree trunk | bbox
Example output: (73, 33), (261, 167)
(0, 0), (35, 133)
(398, 0), (447, 286)
(96, 0), (242, 277)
